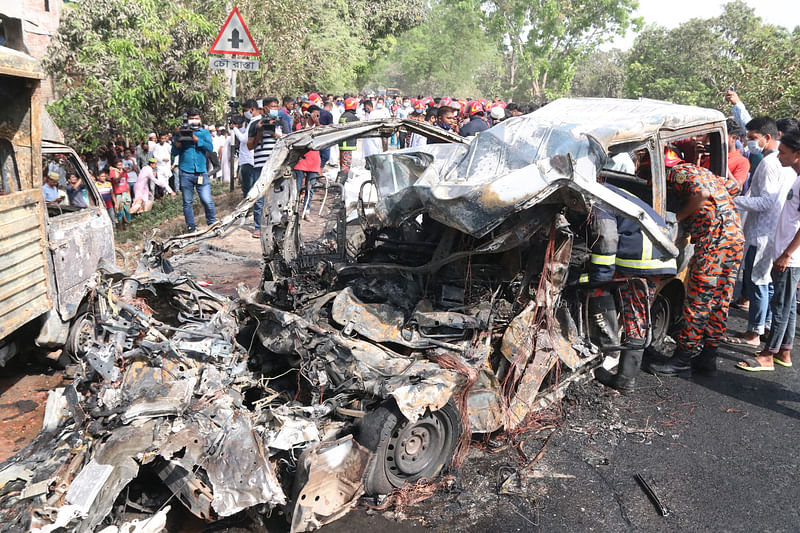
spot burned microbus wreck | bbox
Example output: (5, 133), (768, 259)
(4, 97), (734, 532)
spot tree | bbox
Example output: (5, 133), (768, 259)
(45, 0), (229, 149)
(45, 0), (425, 149)
(625, 19), (730, 108)
(365, 0), (502, 97)
(625, 1), (800, 117)
(233, 0), (425, 96)
(478, 0), (641, 103)
(570, 49), (628, 98)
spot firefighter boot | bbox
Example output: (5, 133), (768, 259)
(691, 345), (717, 375)
(647, 347), (692, 376)
(588, 293), (620, 349)
(595, 349), (643, 394)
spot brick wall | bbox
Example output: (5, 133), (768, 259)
(22, 0), (64, 103)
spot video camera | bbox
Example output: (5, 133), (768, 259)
(259, 116), (278, 135)
(226, 100), (245, 127)
(176, 113), (200, 144)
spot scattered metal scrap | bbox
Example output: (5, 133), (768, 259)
(635, 473), (670, 517)
(0, 103), (687, 531)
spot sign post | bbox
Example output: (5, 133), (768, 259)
(210, 6), (260, 191)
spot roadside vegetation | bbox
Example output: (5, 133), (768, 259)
(44, 0), (800, 150)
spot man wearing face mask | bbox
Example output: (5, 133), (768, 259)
(171, 107), (216, 232)
(725, 117), (798, 350)
(248, 97), (284, 238)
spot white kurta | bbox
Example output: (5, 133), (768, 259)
(734, 151), (797, 285)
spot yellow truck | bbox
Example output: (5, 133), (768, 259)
(0, 43), (115, 365)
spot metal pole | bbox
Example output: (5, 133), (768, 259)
(229, 63), (237, 192)
(226, 2), (237, 193)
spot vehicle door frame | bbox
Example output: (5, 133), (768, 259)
(41, 142), (115, 321)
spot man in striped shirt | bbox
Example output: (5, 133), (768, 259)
(247, 98), (284, 238)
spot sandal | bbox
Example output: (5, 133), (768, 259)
(722, 335), (761, 347)
(736, 356), (774, 372)
(773, 357), (793, 368)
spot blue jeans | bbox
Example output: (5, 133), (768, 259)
(765, 267), (800, 353)
(239, 163), (256, 196)
(180, 170), (216, 230)
(744, 245), (773, 334)
(252, 166), (264, 230)
(295, 170), (319, 213)
(320, 147), (331, 169)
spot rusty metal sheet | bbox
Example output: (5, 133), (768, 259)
(505, 331), (559, 430)
(0, 189), (52, 340)
(0, 46), (44, 80)
(47, 206), (115, 320)
(290, 436), (371, 533)
(331, 287), (428, 348)
(466, 368), (505, 434)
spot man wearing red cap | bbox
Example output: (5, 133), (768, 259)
(459, 101), (490, 137)
(647, 156), (743, 376)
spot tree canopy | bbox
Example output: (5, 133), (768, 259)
(45, 0), (228, 149)
(44, 0), (423, 148)
(625, 0), (800, 117)
(44, 0), (800, 150)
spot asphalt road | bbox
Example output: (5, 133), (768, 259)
(324, 306), (800, 532)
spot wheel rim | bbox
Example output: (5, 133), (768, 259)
(384, 410), (454, 485)
(71, 314), (96, 356)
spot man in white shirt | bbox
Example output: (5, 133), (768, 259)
(152, 133), (173, 198)
(737, 129), (800, 370)
(231, 99), (258, 196)
(728, 117), (797, 347)
(362, 99), (392, 160)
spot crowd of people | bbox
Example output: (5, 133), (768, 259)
(49, 92), (520, 234)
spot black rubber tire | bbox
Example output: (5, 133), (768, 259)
(64, 310), (97, 362)
(649, 293), (671, 351)
(356, 399), (461, 496)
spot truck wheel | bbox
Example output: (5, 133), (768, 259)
(64, 310), (97, 361)
(357, 399), (461, 495)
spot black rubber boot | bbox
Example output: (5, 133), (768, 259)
(691, 345), (718, 375)
(647, 348), (692, 376)
(588, 293), (620, 348)
(596, 349), (644, 393)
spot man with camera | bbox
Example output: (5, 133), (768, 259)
(171, 107), (217, 233)
(248, 98), (284, 238)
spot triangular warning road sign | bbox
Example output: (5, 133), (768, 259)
(209, 7), (260, 56)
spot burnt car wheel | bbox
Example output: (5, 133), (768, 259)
(65, 311), (96, 360)
(649, 293), (670, 351)
(357, 400), (461, 495)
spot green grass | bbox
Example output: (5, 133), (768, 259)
(116, 181), (229, 243)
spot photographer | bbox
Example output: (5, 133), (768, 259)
(171, 107), (217, 232)
(247, 97), (284, 238)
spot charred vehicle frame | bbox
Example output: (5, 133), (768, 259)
(0, 98), (731, 532)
